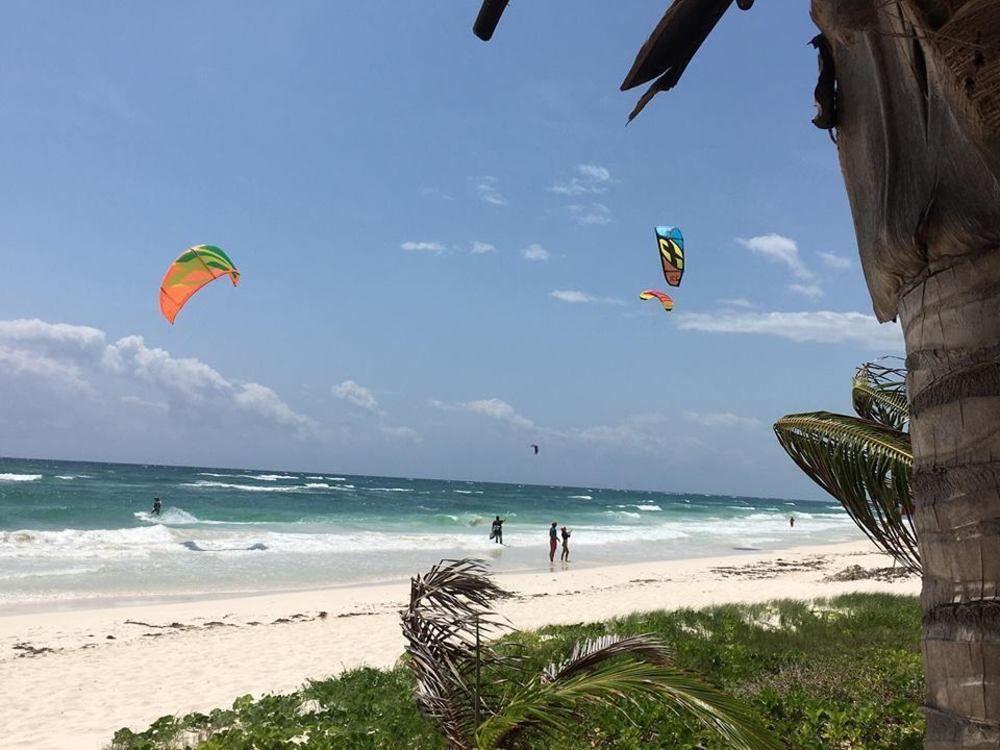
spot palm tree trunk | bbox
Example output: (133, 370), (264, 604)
(901, 251), (1000, 748)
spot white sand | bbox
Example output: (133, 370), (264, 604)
(0, 541), (919, 750)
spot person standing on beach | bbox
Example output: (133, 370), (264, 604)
(560, 525), (571, 562)
(152, 497), (162, 517)
(549, 521), (558, 562)
(491, 515), (504, 544)
(789, 516), (795, 528)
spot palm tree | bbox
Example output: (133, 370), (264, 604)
(401, 558), (779, 750)
(471, 2), (1000, 744)
(774, 359), (919, 572)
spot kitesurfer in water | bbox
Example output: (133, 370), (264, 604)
(152, 497), (162, 517)
(490, 515), (504, 544)
(549, 521), (559, 562)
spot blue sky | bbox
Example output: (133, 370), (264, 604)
(0, 1), (902, 498)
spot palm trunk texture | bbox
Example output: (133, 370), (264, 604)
(809, 1), (1000, 746)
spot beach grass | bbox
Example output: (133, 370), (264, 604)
(109, 593), (923, 749)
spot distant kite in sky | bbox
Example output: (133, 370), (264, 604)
(473, 0), (510, 41)
(655, 226), (684, 287)
(159, 245), (240, 324)
(639, 289), (674, 313)
(531, 444), (539, 455)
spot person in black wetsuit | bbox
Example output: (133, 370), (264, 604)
(490, 515), (504, 544)
(152, 497), (162, 516)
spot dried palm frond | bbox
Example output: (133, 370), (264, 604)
(774, 411), (919, 572)
(852, 358), (908, 431)
(477, 635), (779, 750)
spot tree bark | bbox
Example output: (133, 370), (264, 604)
(810, 2), (1000, 746)
(902, 253), (1000, 747)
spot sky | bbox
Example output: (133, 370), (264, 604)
(0, 1), (903, 499)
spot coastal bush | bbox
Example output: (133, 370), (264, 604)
(109, 593), (923, 750)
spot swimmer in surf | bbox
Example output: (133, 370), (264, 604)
(152, 497), (162, 516)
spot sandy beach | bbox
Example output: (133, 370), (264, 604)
(1, 540), (919, 750)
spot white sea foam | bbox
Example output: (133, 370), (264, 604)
(569, 495), (592, 500)
(604, 510), (641, 520)
(327, 477), (347, 482)
(0, 473), (42, 482)
(372, 487), (413, 492)
(134, 507), (201, 525)
(182, 481), (305, 493)
(634, 504), (662, 512)
(303, 483), (332, 489)
(251, 474), (298, 482)
(453, 490), (484, 495)
(54, 475), (91, 480)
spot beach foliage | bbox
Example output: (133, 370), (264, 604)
(774, 359), (919, 571)
(402, 559), (778, 750)
(110, 593), (922, 749)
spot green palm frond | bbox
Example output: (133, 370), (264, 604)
(476, 641), (780, 750)
(774, 411), (919, 572)
(852, 359), (909, 430)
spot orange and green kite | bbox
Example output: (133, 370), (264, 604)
(159, 244), (240, 324)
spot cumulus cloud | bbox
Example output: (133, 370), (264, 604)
(521, 244), (550, 262)
(333, 380), (381, 413)
(818, 251), (853, 269)
(549, 164), (613, 195)
(673, 310), (904, 349)
(381, 424), (422, 442)
(685, 411), (761, 428)
(401, 241), (445, 254)
(0, 318), (316, 435)
(549, 290), (623, 305)
(568, 203), (612, 225)
(471, 241), (496, 255)
(430, 398), (535, 429)
(737, 234), (814, 280)
(473, 176), (506, 206)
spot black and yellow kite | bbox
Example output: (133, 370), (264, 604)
(655, 226), (684, 287)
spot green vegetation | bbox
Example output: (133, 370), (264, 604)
(110, 593), (923, 750)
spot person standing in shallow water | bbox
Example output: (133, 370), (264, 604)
(789, 516), (795, 528)
(152, 497), (162, 517)
(490, 515), (504, 544)
(560, 526), (571, 562)
(549, 521), (558, 562)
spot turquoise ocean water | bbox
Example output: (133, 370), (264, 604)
(0, 457), (860, 610)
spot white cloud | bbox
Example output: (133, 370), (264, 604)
(430, 398), (535, 429)
(718, 298), (754, 308)
(421, 187), (453, 200)
(521, 244), (550, 262)
(788, 283), (824, 298)
(737, 234), (814, 280)
(549, 290), (623, 305)
(333, 380), (381, 413)
(685, 411), (761, 428)
(674, 310), (904, 349)
(818, 251), (853, 269)
(550, 164), (613, 195)
(401, 241), (445, 254)
(0, 318), (317, 435)
(473, 176), (506, 206)
(235, 383), (317, 434)
(568, 203), (612, 225)
(471, 241), (496, 255)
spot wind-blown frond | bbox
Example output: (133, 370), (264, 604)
(477, 648), (779, 750)
(774, 411), (919, 572)
(402, 559), (513, 748)
(852, 359), (909, 430)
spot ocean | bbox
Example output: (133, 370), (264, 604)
(0, 457), (860, 610)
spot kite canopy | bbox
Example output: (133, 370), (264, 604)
(639, 289), (675, 312)
(159, 244), (240, 324)
(655, 226), (684, 287)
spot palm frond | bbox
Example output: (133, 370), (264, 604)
(774, 411), (919, 572)
(852, 359), (908, 430)
(402, 559), (514, 749)
(477, 655), (780, 750)
(541, 634), (672, 682)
